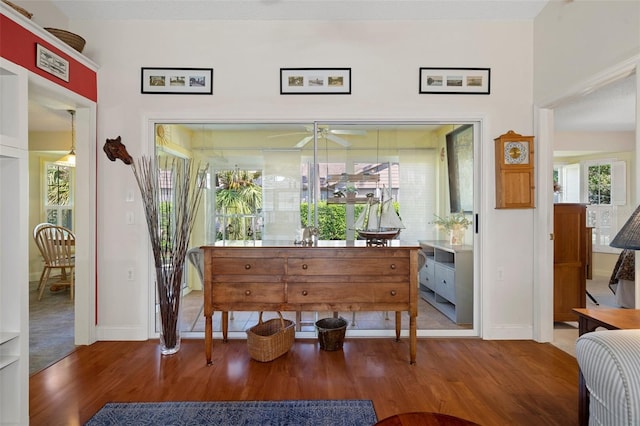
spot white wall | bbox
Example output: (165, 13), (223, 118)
(58, 18), (536, 341)
(555, 131), (636, 152)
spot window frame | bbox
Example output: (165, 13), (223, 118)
(42, 160), (75, 230)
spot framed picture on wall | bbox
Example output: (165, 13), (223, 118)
(419, 67), (490, 94)
(280, 68), (351, 94)
(36, 44), (69, 82)
(141, 67), (213, 94)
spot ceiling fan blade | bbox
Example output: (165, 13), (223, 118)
(326, 133), (351, 147)
(330, 129), (366, 136)
(294, 135), (314, 148)
(267, 132), (309, 139)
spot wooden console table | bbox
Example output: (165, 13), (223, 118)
(573, 308), (640, 426)
(202, 241), (420, 365)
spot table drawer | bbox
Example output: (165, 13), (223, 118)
(212, 283), (285, 303)
(212, 257), (285, 275)
(287, 282), (408, 304)
(435, 264), (456, 303)
(288, 283), (373, 303)
(287, 257), (409, 276)
(420, 257), (436, 290)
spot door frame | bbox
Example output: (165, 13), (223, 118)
(534, 57), (639, 342)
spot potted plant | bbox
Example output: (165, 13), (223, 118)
(431, 213), (472, 245)
(344, 185), (358, 199)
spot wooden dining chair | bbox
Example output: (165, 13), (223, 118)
(33, 224), (76, 300)
(33, 222), (53, 293)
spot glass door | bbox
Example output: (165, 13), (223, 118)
(153, 121), (476, 335)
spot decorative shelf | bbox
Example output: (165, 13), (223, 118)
(0, 332), (19, 345)
(327, 173), (380, 183)
(327, 196), (378, 204)
(0, 355), (19, 370)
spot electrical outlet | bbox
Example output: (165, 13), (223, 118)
(126, 211), (134, 225)
(127, 268), (134, 281)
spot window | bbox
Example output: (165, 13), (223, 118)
(583, 159), (626, 253)
(44, 162), (74, 229)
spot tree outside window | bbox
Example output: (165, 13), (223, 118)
(45, 163), (73, 229)
(584, 159), (626, 253)
(587, 163), (611, 205)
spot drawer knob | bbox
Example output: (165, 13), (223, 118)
(390, 264), (396, 270)
(245, 290), (251, 296)
(302, 264), (308, 270)
(244, 264), (251, 270)
(390, 290), (397, 296)
(302, 290), (308, 296)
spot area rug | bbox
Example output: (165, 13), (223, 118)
(85, 400), (378, 425)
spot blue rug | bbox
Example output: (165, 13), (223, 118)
(85, 400), (378, 425)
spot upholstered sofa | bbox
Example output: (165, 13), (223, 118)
(576, 329), (640, 425)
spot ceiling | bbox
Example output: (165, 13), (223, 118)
(553, 73), (636, 132)
(48, 0), (551, 21)
(28, 0), (636, 135)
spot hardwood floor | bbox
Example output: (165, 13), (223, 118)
(29, 337), (578, 425)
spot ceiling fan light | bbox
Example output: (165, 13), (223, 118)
(55, 109), (76, 167)
(55, 149), (76, 167)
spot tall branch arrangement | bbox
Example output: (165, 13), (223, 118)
(131, 156), (208, 351)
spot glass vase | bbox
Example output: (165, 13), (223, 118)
(449, 228), (465, 245)
(159, 321), (181, 355)
(158, 277), (183, 355)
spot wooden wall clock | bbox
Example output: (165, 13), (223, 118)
(494, 130), (535, 209)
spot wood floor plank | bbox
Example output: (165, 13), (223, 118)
(29, 338), (578, 425)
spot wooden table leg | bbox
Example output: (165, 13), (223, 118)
(577, 315), (598, 426)
(205, 313), (213, 366)
(222, 311), (229, 342)
(409, 312), (417, 365)
(578, 369), (588, 426)
(395, 311), (401, 341)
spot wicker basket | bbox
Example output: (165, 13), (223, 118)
(2, 0), (32, 19)
(45, 28), (86, 53)
(246, 312), (295, 362)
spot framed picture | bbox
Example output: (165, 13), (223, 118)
(141, 67), (213, 94)
(419, 67), (490, 94)
(280, 68), (351, 95)
(36, 44), (69, 82)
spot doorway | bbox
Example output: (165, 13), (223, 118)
(27, 80), (97, 373)
(538, 66), (638, 349)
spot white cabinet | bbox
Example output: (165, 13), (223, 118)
(418, 240), (473, 324)
(0, 57), (29, 425)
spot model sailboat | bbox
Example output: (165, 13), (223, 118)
(353, 187), (404, 245)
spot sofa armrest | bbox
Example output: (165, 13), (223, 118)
(576, 329), (640, 425)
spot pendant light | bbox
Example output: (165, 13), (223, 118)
(55, 110), (76, 167)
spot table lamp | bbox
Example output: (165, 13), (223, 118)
(610, 204), (640, 250)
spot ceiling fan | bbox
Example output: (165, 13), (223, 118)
(270, 126), (366, 148)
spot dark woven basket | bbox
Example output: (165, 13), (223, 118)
(2, 0), (32, 19)
(316, 317), (347, 351)
(45, 28), (86, 53)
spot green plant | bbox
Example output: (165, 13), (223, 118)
(431, 213), (472, 231)
(301, 201), (401, 240)
(215, 168), (262, 240)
